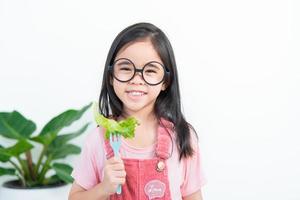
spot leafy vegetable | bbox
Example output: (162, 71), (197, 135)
(93, 102), (139, 139)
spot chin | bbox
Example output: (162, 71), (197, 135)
(124, 102), (153, 114)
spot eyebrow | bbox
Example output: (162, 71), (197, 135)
(115, 58), (163, 68)
(116, 60), (132, 65)
(145, 63), (161, 69)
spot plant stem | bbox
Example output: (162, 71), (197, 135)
(38, 155), (52, 183)
(16, 156), (31, 182)
(9, 160), (26, 186)
(35, 146), (46, 175)
(15, 169), (26, 187)
(8, 159), (23, 175)
(25, 150), (36, 181)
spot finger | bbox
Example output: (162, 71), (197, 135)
(103, 171), (125, 183)
(111, 170), (126, 178)
(109, 163), (125, 171)
(106, 156), (123, 164)
(112, 177), (126, 185)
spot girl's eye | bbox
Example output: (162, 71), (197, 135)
(145, 69), (157, 74)
(120, 67), (132, 71)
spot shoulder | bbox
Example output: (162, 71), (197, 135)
(159, 118), (176, 139)
(81, 126), (106, 157)
(161, 118), (198, 138)
(84, 126), (104, 145)
(71, 126), (106, 189)
(188, 125), (199, 152)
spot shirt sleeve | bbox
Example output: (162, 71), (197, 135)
(71, 127), (105, 190)
(180, 131), (207, 197)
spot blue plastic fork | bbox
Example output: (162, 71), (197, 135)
(109, 133), (122, 194)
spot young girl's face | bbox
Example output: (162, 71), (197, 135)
(112, 39), (166, 116)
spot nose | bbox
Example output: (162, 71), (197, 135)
(129, 69), (144, 85)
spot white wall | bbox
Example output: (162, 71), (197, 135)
(1, 0), (299, 199)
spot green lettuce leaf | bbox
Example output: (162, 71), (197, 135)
(93, 102), (139, 139)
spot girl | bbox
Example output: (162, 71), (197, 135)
(69, 22), (206, 200)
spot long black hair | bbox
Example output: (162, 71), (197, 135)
(99, 22), (196, 160)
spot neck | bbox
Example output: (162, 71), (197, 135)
(122, 111), (157, 125)
(121, 103), (159, 125)
(120, 107), (159, 147)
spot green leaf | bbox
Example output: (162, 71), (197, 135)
(0, 147), (11, 162)
(30, 131), (57, 145)
(0, 140), (33, 161)
(0, 167), (15, 176)
(39, 103), (92, 136)
(118, 117), (139, 138)
(93, 103), (119, 133)
(93, 102), (139, 139)
(0, 111), (36, 140)
(7, 140), (34, 156)
(43, 175), (61, 185)
(52, 163), (73, 183)
(47, 144), (81, 160)
(50, 123), (90, 148)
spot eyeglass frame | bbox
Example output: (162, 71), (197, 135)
(109, 58), (170, 86)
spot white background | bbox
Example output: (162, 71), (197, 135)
(0, 0), (299, 199)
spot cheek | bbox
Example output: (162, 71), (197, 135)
(112, 81), (122, 94)
(112, 80), (128, 98)
(151, 86), (165, 97)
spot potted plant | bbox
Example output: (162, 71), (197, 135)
(0, 103), (92, 199)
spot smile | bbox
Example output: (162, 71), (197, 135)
(126, 90), (147, 96)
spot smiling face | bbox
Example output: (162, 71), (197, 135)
(112, 39), (166, 117)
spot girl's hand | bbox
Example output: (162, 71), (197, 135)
(101, 156), (126, 195)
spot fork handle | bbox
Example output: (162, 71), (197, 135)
(114, 151), (120, 158)
(113, 150), (122, 194)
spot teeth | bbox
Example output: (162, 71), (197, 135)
(128, 91), (144, 96)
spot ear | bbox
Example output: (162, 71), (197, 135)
(109, 76), (113, 86)
(161, 83), (167, 91)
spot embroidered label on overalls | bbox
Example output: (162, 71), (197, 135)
(144, 180), (166, 199)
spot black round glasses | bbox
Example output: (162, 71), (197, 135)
(110, 58), (169, 86)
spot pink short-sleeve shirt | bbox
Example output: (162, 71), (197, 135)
(71, 126), (206, 199)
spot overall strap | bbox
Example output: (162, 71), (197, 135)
(155, 118), (174, 160)
(98, 127), (114, 159)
